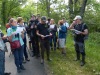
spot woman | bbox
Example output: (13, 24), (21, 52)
(17, 17), (30, 62)
(58, 20), (67, 54)
(7, 18), (25, 73)
(49, 19), (57, 50)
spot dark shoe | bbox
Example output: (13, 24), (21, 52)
(41, 59), (44, 64)
(80, 61), (85, 66)
(4, 72), (11, 75)
(20, 65), (26, 70)
(73, 58), (80, 61)
(17, 69), (21, 73)
(26, 58), (30, 61)
(47, 58), (52, 62)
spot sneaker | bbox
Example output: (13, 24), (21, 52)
(26, 58), (30, 61)
(20, 65), (26, 70)
(41, 59), (44, 64)
(17, 69), (21, 73)
(4, 72), (11, 75)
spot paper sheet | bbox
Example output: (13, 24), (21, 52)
(15, 27), (24, 34)
(50, 25), (55, 29)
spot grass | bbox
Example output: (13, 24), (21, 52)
(46, 31), (100, 75)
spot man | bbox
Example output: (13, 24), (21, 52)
(36, 16), (52, 64)
(0, 30), (11, 75)
(62, 18), (69, 44)
(28, 15), (40, 57)
(69, 15), (88, 66)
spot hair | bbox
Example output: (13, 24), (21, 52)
(58, 20), (63, 25)
(50, 19), (55, 24)
(9, 18), (15, 24)
(17, 17), (23, 23)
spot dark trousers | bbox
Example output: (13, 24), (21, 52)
(50, 36), (56, 50)
(75, 42), (85, 60)
(31, 37), (40, 57)
(40, 39), (50, 60)
(13, 45), (24, 69)
(0, 50), (5, 75)
(23, 37), (28, 59)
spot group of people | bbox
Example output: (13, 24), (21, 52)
(0, 14), (88, 75)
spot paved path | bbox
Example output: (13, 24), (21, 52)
(5, 42), (47, 75)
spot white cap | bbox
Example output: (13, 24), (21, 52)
(74, 15), (82, 20)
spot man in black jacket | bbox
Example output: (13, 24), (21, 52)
(37, 16), (52, 64)
(69, 15), (88, 66)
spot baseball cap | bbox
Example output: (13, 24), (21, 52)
(41, 16), (46, 22)
(74, 15), (82, 20)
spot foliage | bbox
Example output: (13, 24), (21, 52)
(46, 31), (100, 75)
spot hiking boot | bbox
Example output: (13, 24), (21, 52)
(80, 55), (85, 66)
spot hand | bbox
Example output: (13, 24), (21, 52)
(2, 35), (7, 40)
(41, 35), (45, 39)
(50, 33), (52, 36)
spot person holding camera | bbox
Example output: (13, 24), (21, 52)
(7, 18), (25, 73)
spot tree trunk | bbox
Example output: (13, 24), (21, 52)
(1, 0), (6, 25)
(68, 0), (74, 22)
(46, 0), (50, 17)
(80, 0), (87, 18)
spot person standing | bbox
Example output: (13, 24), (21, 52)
(7, 18), (25, 73)
(17, 17), (30, 62)
(0, 30), (11, 75)
(49, 19), (57, 51)
(36, 16), (52, 64)
(62, 18), (69, 44)
(69, 15), (88, 66)
(58, 20), (67, 55)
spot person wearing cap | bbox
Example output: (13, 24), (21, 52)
(36, 16), (52, 64)
(69, 15), (88, 66)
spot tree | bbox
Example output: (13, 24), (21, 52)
(68, 0), (87, 22)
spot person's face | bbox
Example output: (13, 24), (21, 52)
(76, 19), (81, 24)
(62, 19), (66, 23)
(50, 20), (54, 24)
(11, 20), (17, 26)
(41, 20), (46, 24)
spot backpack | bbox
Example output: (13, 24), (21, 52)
(81, 23), (89, 40)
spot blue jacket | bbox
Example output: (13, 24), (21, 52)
(58, 25), (67, 38)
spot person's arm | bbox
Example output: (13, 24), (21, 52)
(68, 21), (76, 29)
(80, 25), (88, 35)
(60, 26), (66, 33)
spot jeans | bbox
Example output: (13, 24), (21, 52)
(50, 36), (56, 50)
(13, 45), (24, 69)
(23, 37), (28, 59)
(0, 50), (5, 75)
